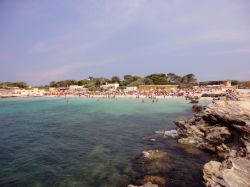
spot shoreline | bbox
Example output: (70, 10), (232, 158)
(174, 100), (250, 187)
(0, 94), (214, 101)
(127, 99), (250, 187)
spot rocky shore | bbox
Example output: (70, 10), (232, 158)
(175, 100), (250, 187)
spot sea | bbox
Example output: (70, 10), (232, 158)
(0, 97), (217, 187)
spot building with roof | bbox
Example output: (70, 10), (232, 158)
(199, 80), (232, 87)
(100, 83), (119, 91)
(139, 85), (179, 91)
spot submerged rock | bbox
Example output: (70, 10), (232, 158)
(128, 182), (158, 187)
(138, 150), (170, 174)
(192, 104), (203, 112)
(143, 175), (166, 185)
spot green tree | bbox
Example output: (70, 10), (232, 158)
(181, 74), (197, 84)
(49, 81), (57, 87)
(124, 75), (134, 83)
(111, 76), (120, 83)
(166, 73), (182, 83)
(55, 80), (78, 87)
(145, 73), (167, 85)
(128, 78), (145, 87)
(78, 79), (90, 86)
(143, 78), (154, 85)
(0, 81), (29, 88)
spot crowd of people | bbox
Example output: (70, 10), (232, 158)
(47, 87), (244, 103)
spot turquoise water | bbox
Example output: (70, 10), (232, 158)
(0, 97), (214, 187)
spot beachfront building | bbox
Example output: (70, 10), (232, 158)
(0, 87), (21, 97)
(68, 85), (88, 93)
(239, 81), (250, 89)
(124, 86), (137, 92)
(199, 80), (232, 87)
(49, 87), (56, 92)
(199, 80), (237, 96)
(139, 85), (179, 91)
(100, 82), (119, 91)
(22, 88), (46, 96)
(47, 87), (66, 95)
(199, 80), (234, 91)
(0, 87), (46, 97)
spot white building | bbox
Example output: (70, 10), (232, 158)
(68, 85), (88, 93)
(124, 86), (137, 92)
(20, 88), (45, 96)
(100, 82), (119, 91)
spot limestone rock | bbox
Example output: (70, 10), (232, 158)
(203, 161), (221, 182)
(175, 100), (250, 187)
(205, 126), (231, 145)
(175, 100), (250, 157)
(204, 158), (250, 187)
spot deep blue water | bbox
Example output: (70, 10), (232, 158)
(0, 97), (215, 187)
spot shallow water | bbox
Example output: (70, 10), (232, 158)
(0, 97), (214, 187)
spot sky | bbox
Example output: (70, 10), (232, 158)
(0, 0), (250, 85)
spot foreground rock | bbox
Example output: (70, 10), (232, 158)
(203, 158), (250, 187)
(175, 100), (250, 187)
(128, 150), (169, 187)
(128, 182), (158, 187)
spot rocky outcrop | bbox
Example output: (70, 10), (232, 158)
(175, 100), (250, 187)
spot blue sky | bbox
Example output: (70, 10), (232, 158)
(0, 0), (250, 85)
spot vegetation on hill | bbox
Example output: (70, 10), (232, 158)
(48, 73), (198, 90)
(2, 75), (246, 90)
(0, 82), (29, 89)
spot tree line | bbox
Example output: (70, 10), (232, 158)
(1, 74), (243, 90)
(49, 73), (198, 91)
(0, 82), (29, 89)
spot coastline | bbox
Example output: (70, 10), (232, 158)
(127, 98), (250, 187)
(175, 100), (250, 187)
(1, 92), (249, 186)
(0, 94), (213, 101)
